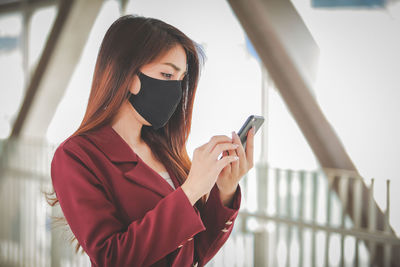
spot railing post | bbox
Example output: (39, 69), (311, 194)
(384, 179), (391, 267)
(368, 178), (376, 265)
(353, 176), (362, 267)
(285, 169), (293, 267)
(50, 205), (63, 267)
(325, 173), (333, 267)
(339, 173), (349, 267)
(298, 170), (306, 267)
(311, 171), (318, 267)
(274, 168), (281, 267)
(254, 162), (269, 267)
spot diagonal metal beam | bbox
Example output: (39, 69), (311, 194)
(9, 0), (72, 138)
(227, 0), (399, 265)
(0, 0), (56, 15)
(10, 0), (103, 140)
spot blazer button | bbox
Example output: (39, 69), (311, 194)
(221, 228), (229, 232)
(225, 220), (233, 225)
(187, 237), (193, 241)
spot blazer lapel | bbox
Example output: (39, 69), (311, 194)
(85, 124), (179, 197)
(123, 157), (176, 197)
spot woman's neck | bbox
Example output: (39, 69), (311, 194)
(111, 101), (144, 149)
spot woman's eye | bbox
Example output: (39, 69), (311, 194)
(161, 72), (173, 79)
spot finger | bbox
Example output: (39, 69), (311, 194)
(205, 135), (233, 153)
(232, 131), (246, 169)
(225, 147), (238, 161)
(228, 148), (239, 177)
(230, 132), (240, 175)
(197, 141), (209, 151)
(212, 142), (239, 159)
(217, 155), (239, 172)
(226, 147), (238, 158)
(245, 126), (255, 167)
(220, 151), (232, 174)
(218, 149), (229, 160)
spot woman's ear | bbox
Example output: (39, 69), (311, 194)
(129, 74), (141, 95)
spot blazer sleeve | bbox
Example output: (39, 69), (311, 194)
(194, 182), (242, 266)
(50, 143), (206, 267)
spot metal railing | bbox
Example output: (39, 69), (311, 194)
(0, 137), (399, 267)
(207, 165), (400, 267)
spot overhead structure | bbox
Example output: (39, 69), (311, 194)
(227, 0), (399, 265)
(9, 0), (103, 140)
(312, 0), (386, 8)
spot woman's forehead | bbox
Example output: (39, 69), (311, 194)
(152, 45), (187, 71)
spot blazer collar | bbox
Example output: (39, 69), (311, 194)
(85, 124), (139, 163)
(85, 124), (180, 197)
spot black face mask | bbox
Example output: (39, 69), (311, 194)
(128, 71), (183, 130)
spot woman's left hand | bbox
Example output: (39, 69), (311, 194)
(216, 126), (255, 200)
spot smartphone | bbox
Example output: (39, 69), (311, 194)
(237, 115), (265, 150)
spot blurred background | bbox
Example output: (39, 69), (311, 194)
(0, 0), (400, 266)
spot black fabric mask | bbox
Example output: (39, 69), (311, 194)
(128, 71), (183, 130)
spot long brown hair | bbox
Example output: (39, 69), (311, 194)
(44, 14), (207, 254)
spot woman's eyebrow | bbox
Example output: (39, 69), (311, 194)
(162, 62), (188, 74)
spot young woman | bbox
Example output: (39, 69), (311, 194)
(47, 14), (255, 267)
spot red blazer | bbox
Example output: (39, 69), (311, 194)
(50, 124), (241, 267)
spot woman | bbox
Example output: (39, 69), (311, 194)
(47, 14), (255, 267)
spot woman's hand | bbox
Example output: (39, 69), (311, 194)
(216, 127), (255, 206)
(181, 136), (240, 206)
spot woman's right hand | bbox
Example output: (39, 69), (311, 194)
(181, 135), (240, 206)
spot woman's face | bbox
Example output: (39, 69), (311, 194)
(129, 44), (187, 96)
(126, 44), (187, 127)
